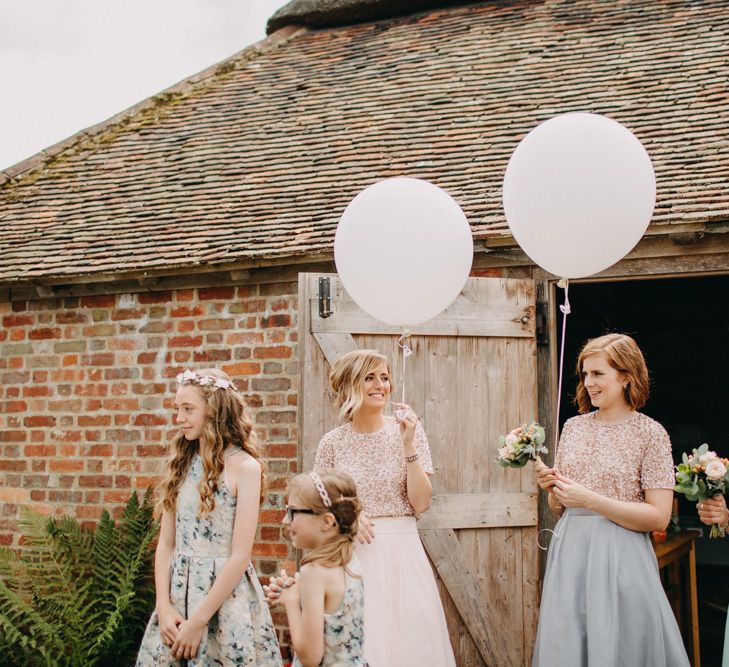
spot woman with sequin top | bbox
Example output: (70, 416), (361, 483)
(314, 349), (456, 667)
(532, 334), (689, 667)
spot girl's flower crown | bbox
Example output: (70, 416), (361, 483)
(176, 369), (233, 390)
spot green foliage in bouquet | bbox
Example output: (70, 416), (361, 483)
(497, 422), (548, 469)
(0, 489), (159, 666)
(675, 443), (729, 538)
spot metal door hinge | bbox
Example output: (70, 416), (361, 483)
(318, 277), (332, 319)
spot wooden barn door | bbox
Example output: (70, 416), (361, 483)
(298, 273), (539, 667)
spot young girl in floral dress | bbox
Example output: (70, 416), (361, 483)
(533, 334), (689, 666)
(314, 350), (455, 667)
(265, 470), (368, 667)
(136, 368), (282, 666)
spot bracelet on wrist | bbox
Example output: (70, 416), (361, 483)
(405, 453), (419, 463)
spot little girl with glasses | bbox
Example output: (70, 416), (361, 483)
(264, 470), (368, 667)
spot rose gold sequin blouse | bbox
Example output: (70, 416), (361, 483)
(315, 418), (434, 518)
(555, 412), (676, 503)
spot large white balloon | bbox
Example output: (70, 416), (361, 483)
(503, 113), (656, 279)
(334, 177), (473, 326)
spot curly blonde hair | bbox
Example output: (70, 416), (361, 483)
(574, 333), (650, 414)
(288, 470), (362, 575)
(329, 349), (393, 424)
(156, 368), (266, 516)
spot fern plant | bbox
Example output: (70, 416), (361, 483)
(0, 489), (159, 667)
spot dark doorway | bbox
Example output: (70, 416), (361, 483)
(556, 274), (729, 664)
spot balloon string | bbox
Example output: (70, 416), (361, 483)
(554, 279), (571, 453)
(398, 330), (413, 404)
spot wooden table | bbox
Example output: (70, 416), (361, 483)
(653, 530), (701, 667)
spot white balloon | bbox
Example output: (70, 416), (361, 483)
(503, 113), (656, 279)
(334, 177), (473, 326)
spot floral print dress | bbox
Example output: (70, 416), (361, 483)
(292, 569), (368, 667)
(136, 453), (282, 666)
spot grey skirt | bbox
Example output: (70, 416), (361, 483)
(532, 509), (690, 667)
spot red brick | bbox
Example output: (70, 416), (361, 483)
(170, 305), (203, 317)
(56, 312), (88, 324)
(2, 315), (34, 327)
(0, 460), (27, 471)
(137, 444), (166, 457)
(28, 327), (61, 340)
(253, 346), (293, 359)
(169, 335), (203, 348)
(222, 362), (261, 376)
(2, 400), (27, 413)
(138, 291), (173, 304)
(1, 371), (30, 384)
(78, 415), (112, 427)
(80, 353), (115, 366)
(80, 295), (116, 308)
(50, 459), (84, 472)
(137, 352), (159, 364)
(259, 509), (286, 524)
(24, 445), (56, 456)
(260, 315), (292, 328)
(111, 308), (145, 321)
(133, 414), (168, 426)
(87, 444), (113, 456)
(198, 318), (234, 331)
(78, 475), (113, 488)
(10, 330), (25, 341)
(264, 444), (297, 459)
(252, 542), (288, 557)
(23, 416), (56, 427)
(0, 431), (26, 442)
(176, 320), (195, 333)
(74, 384), (108, 397)
(199, 287), (235, 300)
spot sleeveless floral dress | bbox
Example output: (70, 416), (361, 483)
(136, 452), (282, 666)
(292, 569), (368, 667)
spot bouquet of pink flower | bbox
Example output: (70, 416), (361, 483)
(674, 444), (729, 538)
(497, 421), (547, 468)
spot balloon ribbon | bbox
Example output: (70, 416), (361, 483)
(398, 330), (413, 404)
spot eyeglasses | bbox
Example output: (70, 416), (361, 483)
(285, 506), (319, 522)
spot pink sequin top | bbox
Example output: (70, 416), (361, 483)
(315, 417), (434, 518)
(555, 412), (676, 503)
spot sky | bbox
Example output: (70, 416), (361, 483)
(0, 0), (287, 169)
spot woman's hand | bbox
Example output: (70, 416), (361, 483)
(552, 472), (596, 510)
(156, 604), (183, 646)
(393, 402), (418, 446)
(170, 614), (207, 660)
(535, 458), (559, 492)
(697, 495), (729, 528)
(355, 514), (375, 544)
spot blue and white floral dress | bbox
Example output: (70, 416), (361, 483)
(136, 452), (282, 666)
(292, 568), (368, 667)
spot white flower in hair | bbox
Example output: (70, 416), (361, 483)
(214, 378), (232, 389)
(198, 375), (213, 386)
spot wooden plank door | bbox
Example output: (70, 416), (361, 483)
(298, 273), (540, 667)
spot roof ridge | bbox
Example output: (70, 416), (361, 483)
(0, 24), (307, 190)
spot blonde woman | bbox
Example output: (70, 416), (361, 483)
(314, 350), (456, 667)
(136, 368), (282, 666)
(265, 470), (367, 667)
(533, 334), (689, 666)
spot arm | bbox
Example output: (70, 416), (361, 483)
(281, 565), (326, 667)
(154, 510), (183, 645)
(171, 456), (262, 659)
(553, 473), (672, 532)
(395, 406), (432, 514)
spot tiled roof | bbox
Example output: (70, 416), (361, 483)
(1, 0), (728, 284)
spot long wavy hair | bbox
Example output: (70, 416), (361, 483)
(329, 349), (393, 424)
(288, 470), (362, 575)
(156, 368), (266, 516)
(574, 333), (650, 414)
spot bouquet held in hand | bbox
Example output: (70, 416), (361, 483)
(497, 422), (547, 468)
(674, 443), (729, 538)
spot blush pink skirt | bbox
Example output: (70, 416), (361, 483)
(355, 516), (456, 667)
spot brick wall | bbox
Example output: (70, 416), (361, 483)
(0, 281), (299, 609)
